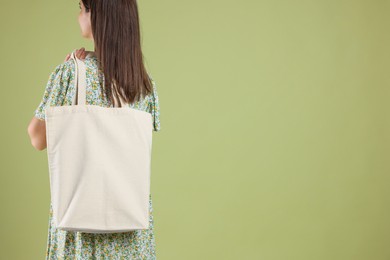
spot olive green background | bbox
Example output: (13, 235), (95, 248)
(0, 0), (389, 259)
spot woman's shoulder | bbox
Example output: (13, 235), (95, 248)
(51, 54), (97, 73)
(41, 60), (74, 96)
(47, 55), (101, 89)
(47, 58), (76, 81)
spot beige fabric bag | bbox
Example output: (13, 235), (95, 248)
(45, 50), (153, 233)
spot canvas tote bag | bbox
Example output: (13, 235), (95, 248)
(45, 50), (153, 233)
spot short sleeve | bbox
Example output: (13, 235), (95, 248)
(33, 62), (71, 121)
(149, 78), (161, 132)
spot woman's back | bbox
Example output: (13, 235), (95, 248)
(33, 52), (160, 259)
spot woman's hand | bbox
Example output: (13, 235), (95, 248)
(64, 47), (87, 62)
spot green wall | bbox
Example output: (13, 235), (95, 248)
(0, 0), (389, 259)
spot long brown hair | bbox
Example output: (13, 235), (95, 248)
(81, 0), (153, 107)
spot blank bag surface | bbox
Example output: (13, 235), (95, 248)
(45, 51), (153, 233)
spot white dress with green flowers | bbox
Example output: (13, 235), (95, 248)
(34, 54), (160, 260)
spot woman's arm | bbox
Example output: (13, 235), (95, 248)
(27, 48), (87, 151)
(27, 117), (47, 151)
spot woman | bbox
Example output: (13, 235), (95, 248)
(27, 0), (160, 258)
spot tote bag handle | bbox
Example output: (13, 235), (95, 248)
(70, 50), (128, 107)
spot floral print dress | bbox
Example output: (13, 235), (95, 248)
(33, 54), (160, 260)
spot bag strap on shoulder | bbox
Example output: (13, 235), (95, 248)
(70, 49), (129, 108)
(70, 50), (87, 106)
